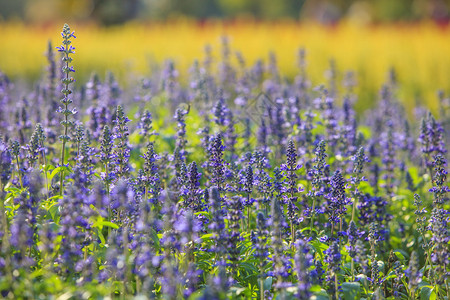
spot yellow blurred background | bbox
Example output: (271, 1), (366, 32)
(1, 20), (449, 112)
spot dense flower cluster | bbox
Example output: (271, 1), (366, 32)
(0, 24), (448, 300)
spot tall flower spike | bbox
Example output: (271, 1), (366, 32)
(226, 195), (243, 275)
(347, 220), (358, 258)
(271, 195), (291, 294)
(208, 186), (226, 262)
(352, 147), (367, 182)
(294, 239), (313, 300)
(323, 240), (341, 299)
(99, 125), (115, 192)
(57, 23), (76, 195)
(309, 140), (327, 231)
(430, 155), (449, 206)
(114, 105), (131, 178)
(253, 150), (272, 210)
(406, 251), (422, 297)
(327, 170), (348, 236)
(351, 147), (368, 221)
(182, 161), (202, 211)
(138, 109), (157, 141)
(429, 206), (449, 284)
(45, 40), (58, 126)
(142, 143), (161, 207)
(174, 106), (189, 162)
(312, 140), (327, 190)
(282, 139), (301, 243)
(413, 194), (428, 236)
(0, 141), (12, 184)
(26, 124), (44, 168)
(208, 134), (226, 191)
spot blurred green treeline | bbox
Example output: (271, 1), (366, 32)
(1, 0), (449, 25)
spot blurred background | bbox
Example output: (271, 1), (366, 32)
(0, 0), (449, 113)
(1, 0), (449, 25)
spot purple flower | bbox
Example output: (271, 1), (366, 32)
(208, 186), (226, 258)
(99, 125), (115, 180)
(138, 109), (157, 140)
(294, 239), (313, 299)
(327, 170), (350, 230)
(430, 155), (449, 206)
(405, 251), (422, 293)
(113, 105), (131, 178)
(346, 220), (358, 258)
(226, 195), (243, 271)
(208, 134), (226, 191)
(0, 141), (12, 183)
(181, 161), (203, 211)
(141, 143), (161, 205)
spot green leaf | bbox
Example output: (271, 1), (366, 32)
(342, 282), (361, 299)
(356, 274), (369, 288)
(418, 281), (432, 289)
(99, 221), (119, 229)
(47, 195), (63, 202)
(49, 165), (73, 182)
(97, 229), (106, 245)
(4, 186), (20, 193)
(300, 227), (318, 234)
(150, 228), (160, 251)
(310, 285), (322, 292)
(310, 239), (328, 259)
(200, 233), (214, 242)
(42, 164), (55, 173)
(264, 277), (272, 290)
(195, 211), (210, 218)
(382, 271), (397, 282)
(49, 167), (62, 181)
(48, 204), (60, 223)
(239, 262), (258, 274)
(430, 290), (436, 300)
(394, 249), (407, 261)
(312, 289), (329, 300)
(420, 286), (436, 300)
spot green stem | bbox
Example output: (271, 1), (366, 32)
(59, 146), (65, 196)
(351, 259), (355, 281)
(59, 41), (70, 196)
(260, 277), (265, 300)
(351, 189), (358, 222)
(290, 219), (295, 246)
(247, 206), (250, 232)
(330, 214), (335, 238)
(136, 274), (141, 295)
(422, 244), (432, 283)
(16, 157), (23, 189)
(41, 146), (49, 200)
(76, 142), (80, 162)
(445, 279), (449, 300)
(122, 229), (130, 299)
(410, 286), (415, 299)
(310, 196), (316, 235)
(334, 273), (339, 300)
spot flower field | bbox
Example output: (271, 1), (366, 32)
(0, 21), (448, 299)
